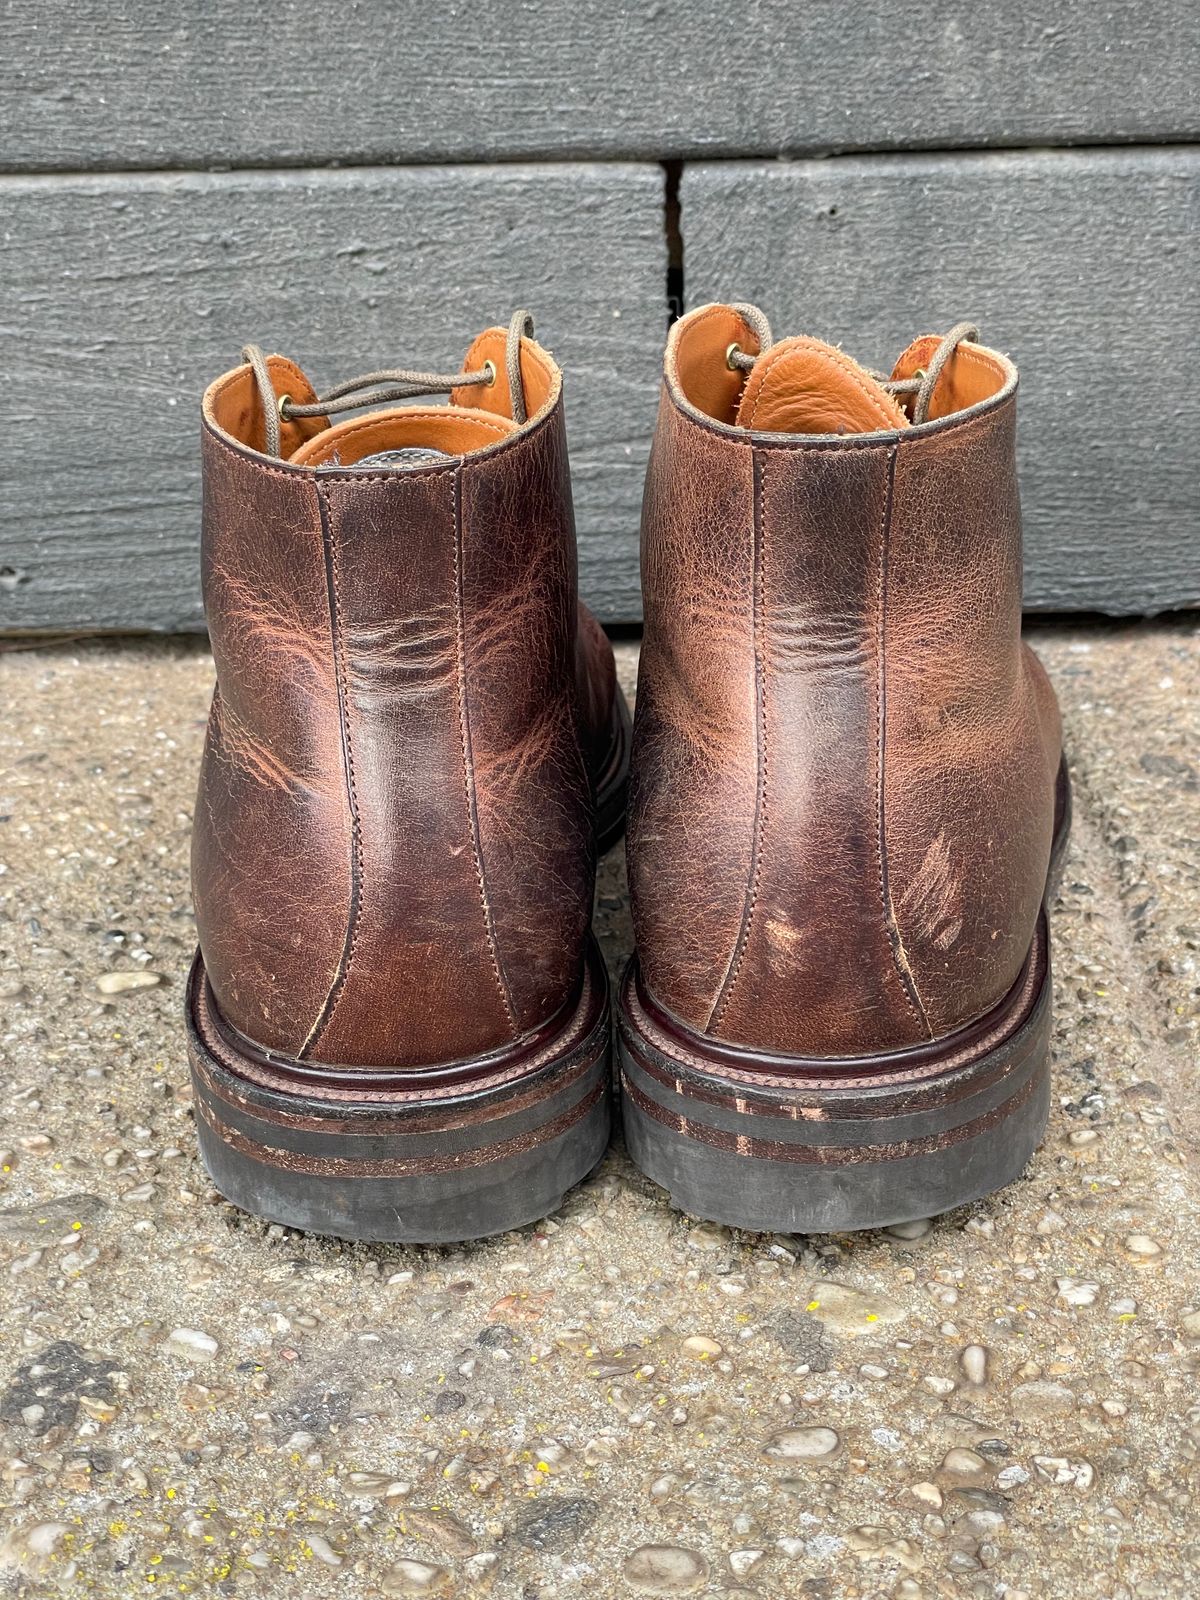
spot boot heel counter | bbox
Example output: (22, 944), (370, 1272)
(289, 410), (596, 1068)
(195, 367), (597, 1071)
(193, 423), (356, 1056)
(882, 672), (1062, 1039)
(641, 433), (929, 1057)
(880, 413), (1062, 1041)
(633, 371), (1056, 1059)
(190, 680), (355, 1056)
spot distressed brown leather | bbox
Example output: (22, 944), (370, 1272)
(192, 327), (618, 1068)
(628, 304), (1062, 1057)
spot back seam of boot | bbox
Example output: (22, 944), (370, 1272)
(874, 440), (935, 1041)
(706, 447), (769, 1031)
(298, 475), (366, 1059)
(449, 462), (520, 1034)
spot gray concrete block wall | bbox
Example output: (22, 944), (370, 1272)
(2, 4), (1198, 630)
(685, 149), (1200, 616)
(7, 1), (1198, 168)
(0, 166), (663, 630)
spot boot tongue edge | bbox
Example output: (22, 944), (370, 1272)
(734, 336), (909, 435)
(288, 404), (517, 468)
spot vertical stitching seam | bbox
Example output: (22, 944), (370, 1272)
(875, 443), (933, 1038)
(708, 445), (768, 1030)
(303, 479), (364, 1057)
(451, 465), (519, 1033)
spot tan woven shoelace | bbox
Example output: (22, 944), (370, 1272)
(725, 303), (981, 426)
(242, 309), (536, 459)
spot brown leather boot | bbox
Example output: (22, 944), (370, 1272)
(186, 313), (630, 1241)
(619, 303), (1069, 1232)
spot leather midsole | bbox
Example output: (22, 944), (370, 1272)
(620, 912), (1048, 1095)
(187, 936), (609, 1107)
(618, 936), (1051, 1151)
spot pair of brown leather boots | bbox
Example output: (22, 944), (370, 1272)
(186, 303), (1068, 1242)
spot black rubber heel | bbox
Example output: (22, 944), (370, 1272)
(617, 920), (1054, 1235)
(186, 947), (613, 1244)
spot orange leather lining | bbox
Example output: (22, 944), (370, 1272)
(204, 327), (560, 463)
(289, 406), (518, 468)
(670, 305), (765, 423)
(891, 336), (1009, 421)
(668, 304), (1015, 435)
(204, 355), (331, 456)
(452, 328), (558, 420)
(735, 337), (910, 435)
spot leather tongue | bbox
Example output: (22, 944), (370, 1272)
(734, 336), (910, 435)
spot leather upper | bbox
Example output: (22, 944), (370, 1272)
(192, 329), (616, 1068)
(628, 304), (1063, 1057)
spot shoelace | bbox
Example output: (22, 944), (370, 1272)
(724, 305), (981, 427)
(242, 309), (536, 459)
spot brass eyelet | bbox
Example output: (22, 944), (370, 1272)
(277, 393), (292, 419)
(725, 341), (743, 371)
(911, 367), (927, 382)
(482, 359), (497, 386)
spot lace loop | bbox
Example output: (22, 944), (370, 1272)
(242, 310), (537, 459)
(904, 321), (980, 425)
(505, 309), (536, 424)
(725, 302), (775, 373)
(874, 321), (981, 425)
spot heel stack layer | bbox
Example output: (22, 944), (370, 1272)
(186, 946), (612, 1243)
(617, 917), (1053, 1233)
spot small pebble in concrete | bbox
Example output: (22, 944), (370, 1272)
(382, 1559), (451, 1595)
(95, 970), (164, 994)
(1124, 1232), (1164, 1258)
(885, 1216), (934, 1240)
(623, 1544), (710, 1593)
(680, 1334), (722, 1359)
(164, 1328), (219, 1362)
(1056, 1276), (1100, 1306)
(762, 1425), (842, 1462)
(938, 1449), (989, 1485)
(959, 1343), (989, 1385)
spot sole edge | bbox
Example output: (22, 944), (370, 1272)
(617, 928), (1054, 1234)
(187, 956), (614, 1244)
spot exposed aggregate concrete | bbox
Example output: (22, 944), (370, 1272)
(0, 621), (1197, 1597)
